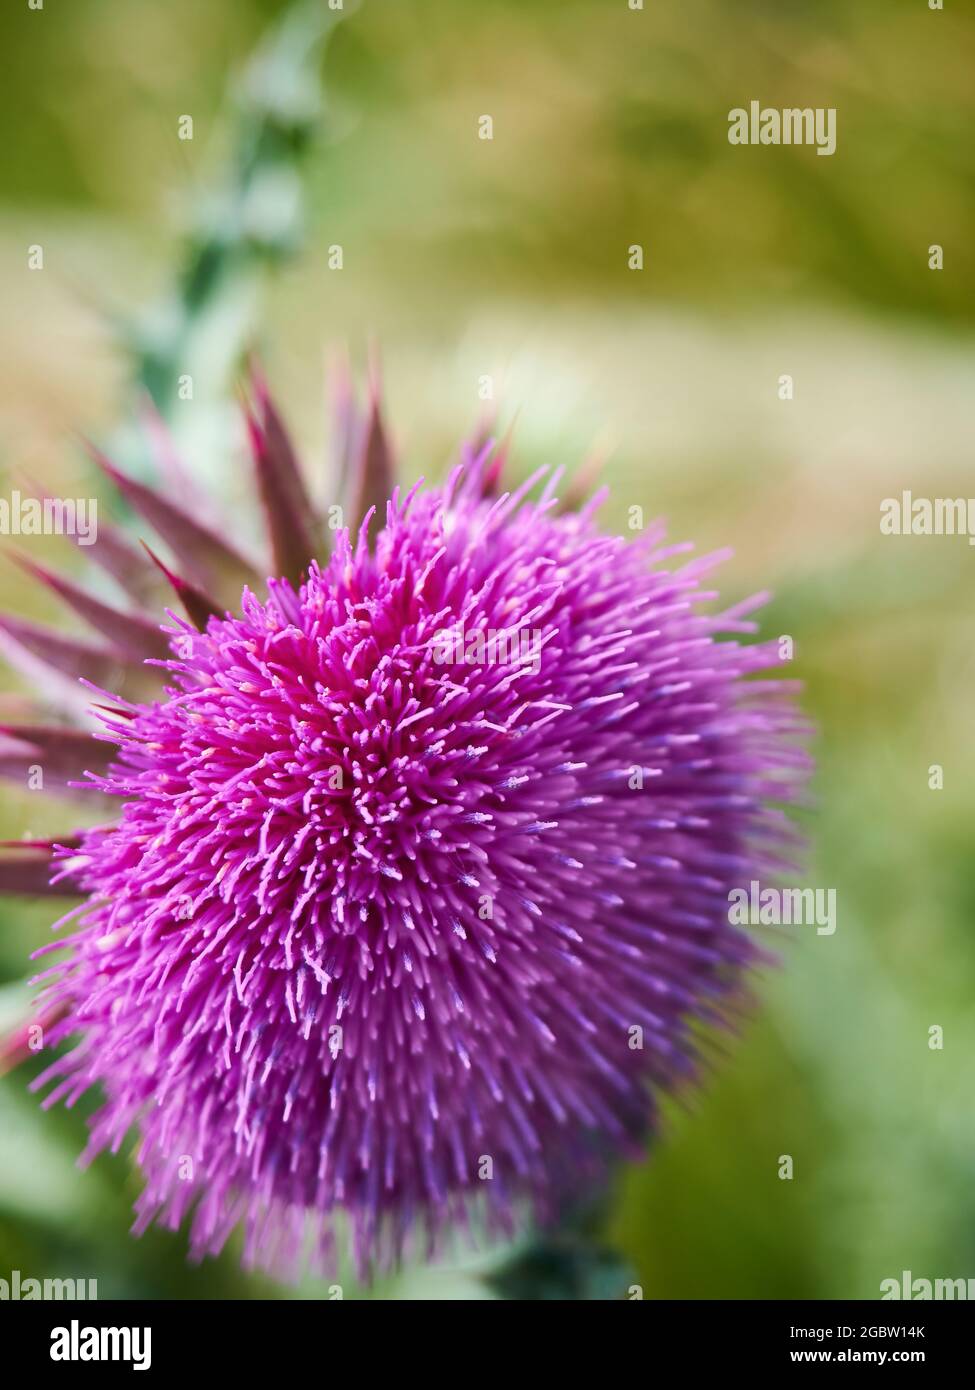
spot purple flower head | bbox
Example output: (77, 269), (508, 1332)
(2, 375), (809, 1280)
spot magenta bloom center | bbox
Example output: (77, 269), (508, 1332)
(35, 483), (806, 1277)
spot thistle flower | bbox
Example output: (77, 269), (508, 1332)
(0, 369), (809, 1280)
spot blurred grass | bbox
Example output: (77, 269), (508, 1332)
(0, 0), (973, 1298)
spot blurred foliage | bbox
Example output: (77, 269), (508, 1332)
(0, 0), (973, 1299)
(123, 0), (351, 482)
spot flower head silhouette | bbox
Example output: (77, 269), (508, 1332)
(0, 370), (809, 1279)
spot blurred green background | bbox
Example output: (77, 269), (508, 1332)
(0, 0), (973, 1299)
